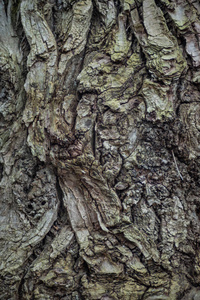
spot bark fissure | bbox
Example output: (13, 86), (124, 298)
(2, 0), (200, 299)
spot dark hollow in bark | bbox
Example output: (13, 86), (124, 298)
(1, 0), (200, 299)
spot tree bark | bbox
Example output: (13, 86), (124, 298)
(1, 0), (200, 299)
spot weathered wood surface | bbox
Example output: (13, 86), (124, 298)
(1, 0), (200, 299)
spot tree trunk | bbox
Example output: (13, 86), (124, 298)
(1, 0), (200, 299)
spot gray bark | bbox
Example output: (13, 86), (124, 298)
(1, 0), (200, 299)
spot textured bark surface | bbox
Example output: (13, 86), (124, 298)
(1, 0), (200, 299)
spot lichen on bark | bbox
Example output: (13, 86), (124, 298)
(1, 0), (200, 299)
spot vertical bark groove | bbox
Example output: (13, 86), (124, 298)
(1, 0), (200, 299)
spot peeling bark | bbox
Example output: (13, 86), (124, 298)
(1, 0), (200, 299)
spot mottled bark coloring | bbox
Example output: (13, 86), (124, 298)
(1, 0), (200, 299)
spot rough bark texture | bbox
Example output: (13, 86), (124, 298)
(1, 0), (200, 299)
